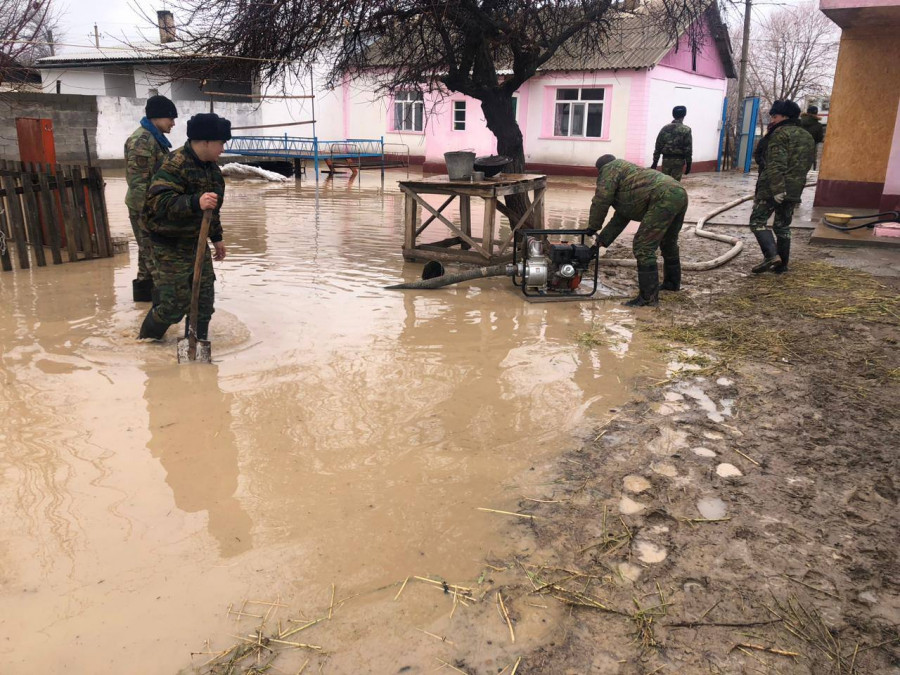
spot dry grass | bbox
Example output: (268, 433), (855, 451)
(649, 263), (900, 376)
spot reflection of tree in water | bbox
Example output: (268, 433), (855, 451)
(143, 364), (252, 558)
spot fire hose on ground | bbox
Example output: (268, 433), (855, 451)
(385, 182), (818, 290)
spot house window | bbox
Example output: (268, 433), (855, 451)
(453, 100), (466, 131)
(554, 88), (604, 138)
(394, 91), (425, 132)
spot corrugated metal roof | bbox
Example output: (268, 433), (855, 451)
(37, 42), (185, 67)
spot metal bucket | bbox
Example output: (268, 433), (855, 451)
(444, 151), (475, 180)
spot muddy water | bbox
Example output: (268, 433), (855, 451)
(0, 170), (660, 673)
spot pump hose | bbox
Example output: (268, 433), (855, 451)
(599, 181), (817, 271)
(385, 264), (511, 289)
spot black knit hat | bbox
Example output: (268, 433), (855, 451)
(145, 95), (178, 119)
(769, 100), (801, 119)
(672, 105), (687, 119)
(595, 154), (616, 172)
(807, 105), (819, 115)
(186, 113), (232, 142)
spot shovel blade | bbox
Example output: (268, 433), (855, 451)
(177, 337), (212, 363)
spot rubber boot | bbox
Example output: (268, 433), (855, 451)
(196, 320), (210, 341)
(660, 258), (681, 291)
(751, 230), (781, 274)
(624, 263), (660, 307)
(773, 238), (790, 274)
(138, 309), (171, 340)
(132, 278), (153, 302)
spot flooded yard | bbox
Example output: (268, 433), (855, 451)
(0, 169), (663, 673)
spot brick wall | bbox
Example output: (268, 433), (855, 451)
(0, 92), (99, 163)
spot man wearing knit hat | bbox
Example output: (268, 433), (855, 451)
(651, 106), (692, 181)
(138, 112), (231, 342)
(125, 94), (178, 302)
(748, 99), (814, 275)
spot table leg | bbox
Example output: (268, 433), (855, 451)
(533, 187), (545, 229)
(460, 195), (471, 250)
(404, 192), (417, 250)
(483, 197), (497, 257)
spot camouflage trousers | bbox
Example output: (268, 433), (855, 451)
(749, 198), (796, 240)
(660, 157), (685, 182)
(128, 210), (156, 281)
(632, 184), (688, 266)
(148, 238), (215, 327)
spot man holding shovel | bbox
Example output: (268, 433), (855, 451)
(138, 113), (230, 342)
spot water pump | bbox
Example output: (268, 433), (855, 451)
(511, 229), (601, 300)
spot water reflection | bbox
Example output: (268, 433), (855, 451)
(143, 363), (252, 558)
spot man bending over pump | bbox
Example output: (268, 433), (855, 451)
(585, 154), (688, 307)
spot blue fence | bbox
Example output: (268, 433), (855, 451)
(225, 136), (386, 179)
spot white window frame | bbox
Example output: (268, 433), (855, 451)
(554, 88), (604, 138)
(452, 100), (466, 131)
(394, 91), (425, 132)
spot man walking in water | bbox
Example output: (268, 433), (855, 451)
(124, 95), (178, 302)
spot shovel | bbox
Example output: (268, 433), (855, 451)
(177, 210), (213, 363)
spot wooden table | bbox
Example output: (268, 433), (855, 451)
(399, 174), (546, 264)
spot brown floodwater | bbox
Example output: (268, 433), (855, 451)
(0, 169), (661, 673)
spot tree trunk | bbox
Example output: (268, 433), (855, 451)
(479, 94), (536, 226)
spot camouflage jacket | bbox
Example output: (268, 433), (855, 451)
(588, 159), (681, 233)
(144, 142), (225, 242)
(799, 113), (824, 144)
(653, 120), (693, 162)
(124, 125), (170, 213)
(754, 119), (814, 202)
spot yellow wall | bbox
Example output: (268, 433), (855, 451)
(820, 25), (900, 184)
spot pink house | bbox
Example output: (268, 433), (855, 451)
(330, 5), (735, 175)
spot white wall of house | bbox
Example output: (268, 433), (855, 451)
(96, 96), (262, 161)
(644, 65), (727, 166)
(133, 66), (174, 99)
(39, 68), (105, 95)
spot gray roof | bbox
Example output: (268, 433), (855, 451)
(36, 42), (187, 68)
(540, 4), (736, 77)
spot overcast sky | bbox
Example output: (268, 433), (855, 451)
(51, 0), (815, 54)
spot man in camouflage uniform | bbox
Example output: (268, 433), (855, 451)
(651, 106), (692, 181)
(749, 100), (814, 275)
(586, 154), (688, 307)
(124, 95), (178, 302)
(138, 113), (230, 341)
(799, 105), (825, 170)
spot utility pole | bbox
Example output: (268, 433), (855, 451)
(94, 24), (100, 48)
(737, 0), (752, 105)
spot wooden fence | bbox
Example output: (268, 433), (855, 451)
(0, 159), (113, 271)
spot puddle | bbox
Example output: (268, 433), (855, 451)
(0, 170), (664, 672)
(716, 463), (743, 478)
(634, 540), (668, 564)
(696, 497), (729, 519)
(623, 475), (651, 493)
(692, 447), (717, 458)
(619, 495), (647, 515)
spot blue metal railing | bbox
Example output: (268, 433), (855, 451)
(225, 135), (386, 179)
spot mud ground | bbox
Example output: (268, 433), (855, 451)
(487, 230), (900, 673)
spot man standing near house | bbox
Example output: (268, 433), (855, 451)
(125, 94), (178, 302)
(651, 106), (692, 181)
(138, 112), (230, 342)
(748, 100), (814, 275)
(586, 154), (688, 307)
(799, 105), (825, 169)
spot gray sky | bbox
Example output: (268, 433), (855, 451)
(52, 0), (816, 54)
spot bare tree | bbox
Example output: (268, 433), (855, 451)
(0, 0), (54, 88)
(157, 0), (714, 174)
(738, 1), (837, 109)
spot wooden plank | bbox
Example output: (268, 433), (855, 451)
(498, 190), (543, 255)
(89, 167), (112, 257)
(37, 170), (63, 264)
(56, 165), (81, 262)
(415, 195), (455, 237)
(403, 192), (417, 251)
(532, 186), (546, 229)
(0, 187), (12, 271)
(404, 187), (487, 256)
(482, 197), (497, 258)
(459, 195), (472, 251)
(20, 165), (47, 266)
(2, 174), (29, 269)
(70, 166), (96, 258)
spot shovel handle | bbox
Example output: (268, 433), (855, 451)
(188, 210), (213, 359)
